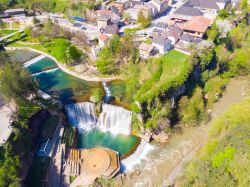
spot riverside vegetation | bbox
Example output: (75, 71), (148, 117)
(178, 98), (250, 186)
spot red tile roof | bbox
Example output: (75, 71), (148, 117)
(181, 16), (211, 33)
(99, 34), (109, 42)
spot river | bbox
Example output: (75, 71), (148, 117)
(121, 78), (249, 187)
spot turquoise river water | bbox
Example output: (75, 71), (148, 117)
(8, 49), (138, 156)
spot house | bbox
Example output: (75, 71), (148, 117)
(183, 0), (222, 14)
(155, 22), (168, 30)
(138, 42), (155, 58)
(179, 33), (194, 46)
(152, 36), (172, 53)
(114, 0), (132, 10)
(96, 10), (121, 29)
(181, 16), (211, 38)
(151, 0), (168, 14)
(96, 14), (112, 29)
(103, 23), (119, 37)
(147, 0), (168, 18)
(147, 2), (158, 17)
(0, 12), (9, 19)
(215, 0), (230, 10)
(162, 26), (182, 44)
(171, 6), (204, 22)
(98, 34), (110, 47)
(4, 8), (26, 17)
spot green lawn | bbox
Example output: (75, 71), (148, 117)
(8, 38), (70, 63)
(135, 50), (191, 102)
(159, 50), (189, 82)
(26, 157), (51, 187)
(0, 29), (18, 37)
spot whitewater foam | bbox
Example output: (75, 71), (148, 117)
(121, 139), (154, 172)
(32, 67), (59, 76)
(65, 102), (132, 135)
(23, 54), (46, 67)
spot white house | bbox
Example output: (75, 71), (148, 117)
(152, 36), (172, 53)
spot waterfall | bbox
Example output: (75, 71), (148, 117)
(97, 104), (132, 135)
(31, 67), (59, 76)
(121, 139), (154, 172)
(65, 102), (132, 135)
(102, 82), (111, 103)
(65, 102), (97, 132)
(23, 54), (46, 67)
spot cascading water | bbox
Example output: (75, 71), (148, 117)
(65, 102), (132, 135)
(121, 139), (154, 172)
(97, 103), (132, 135)
(65, 102), (97, 132)
(102, 82), (112, 103)
(23, 54), (46, 67)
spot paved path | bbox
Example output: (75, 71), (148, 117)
(0, 97), (12, 145)
(0, 29), (24, 42)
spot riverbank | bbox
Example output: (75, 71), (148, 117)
(5, 47), (119, 82)
(121, 78), (249, 187)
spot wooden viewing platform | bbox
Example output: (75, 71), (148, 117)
(64, 147), (120, 186)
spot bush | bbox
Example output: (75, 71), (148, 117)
(204, 77), (228, 107)
(92, 88), (104, 103)
(178, 86), (206, 126)
(131, 102), (141, 113)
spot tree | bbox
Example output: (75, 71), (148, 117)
(92, 88), (104, 103)
(178, 86), (206, 126)
(96, 47), (116, 74)
(229, 26), (246, 48)
(108, 35), (121, 55)
(32, 16), (40, 25)
(0, 19), (5, 29)
(216, 19), (233, 38)
(240, 0), (248, 10)
(137, 11), (151, 28)
(218, 9), (229, 19)
(207, 24), (220, 43)
(67, 45), (82, 63)
(0, 62), (38, 105)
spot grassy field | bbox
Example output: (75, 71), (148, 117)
(8, 38), (70, 63)
(26, 157), (51, 187)
(0, 29), (18, 37)
(135, 50), (191, 102)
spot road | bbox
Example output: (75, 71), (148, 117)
(0, 96), (12, 145)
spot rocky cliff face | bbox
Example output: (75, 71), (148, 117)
(28, 109), (51, 148)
